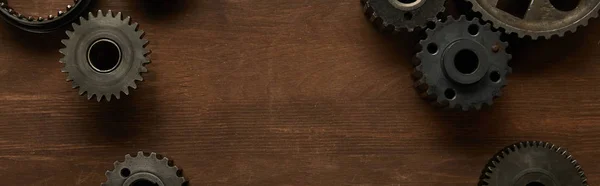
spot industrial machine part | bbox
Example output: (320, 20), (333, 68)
(361, 0), (446, 32)
(102, 152), (187, 186)
(0, 0), (92, 33)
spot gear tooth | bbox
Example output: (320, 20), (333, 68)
(97, 10), (104, 17)
(114, 92), (121, 99)
(137, 151), (145, 157)
(71, 81), (79, 88)
(105, 94), (112, 102)
(61, 39), (69, 45)
(59, 49), (66, 55)
(107, 10), (114, 18)
(95, 94), (102, 102)
(105, 170), (111, 177)
(115, 12), (123, 20)
(125, 154), (133, 160)
(78, 88), (86, 95)
(135, 74), (144, 81)
(78, 16), (86, 24)
(150, 152), (157, 159)
(140, 66), (148, 73)
(113, 161), (120, 168)
(88, 12), (95, 19)
(123, 87), (131, 95)
(124, 16), (132, 24)
(65, 30), (74, 37)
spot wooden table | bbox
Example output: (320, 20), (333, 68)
(1, 0), (599, 185)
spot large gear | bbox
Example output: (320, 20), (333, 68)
(466, 0), (600, 39)
(0, 0), (92, 33)
(60, 10), (150, 102)
(102, 152), (187, 186)
(479, 141), (588, 186)
(413, 16), (511, 111)
(361, 0), (446, 32)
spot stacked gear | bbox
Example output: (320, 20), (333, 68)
(362, 0), (600, 110)
(102, 152), (187, 186)
(60, 10), (151, 102)
(0, 0), (92, 33)
(479, 141), (588, 186)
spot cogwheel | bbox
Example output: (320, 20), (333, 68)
(466, 0), (600, 39)
(0, 0), (92, 33)
(479, 141), (588, 186)
(413, 15), (511, 111)
(102, 151), (187, 186)
(60, 10), (150, 102)
(361, 0), (446, 32)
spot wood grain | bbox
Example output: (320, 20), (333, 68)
(0, 0), (599, 185)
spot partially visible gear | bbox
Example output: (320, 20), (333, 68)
(102, 152), (187, 186)
(413, 16), (511, 111)
(60, 10), (150, 102)
(479, 141), (588, 186)
(0, 0), (92, 33)
(361, 0), (446, 32)
(466, 0), (600, 39)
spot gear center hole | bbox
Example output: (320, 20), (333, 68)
(130, 179), (159, 186)
(397, 0), (417, 3)
(454, 49), (479, 74)
(526, 182), (545, 186)
(87, 39), (122, 73)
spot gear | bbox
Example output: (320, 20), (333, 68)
(0, 0), (92, 33)
(102, 152), (187, 186)
(413, 16), (511, 111)
(361, 0), (446, 32)
(466, 0), (600, 39)
(479, 141), (588, 186)
(60, 10), (150, 102)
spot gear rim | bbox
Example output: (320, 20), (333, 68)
(60, 10), (150, 102)
(0, 0), (92, 33)
(361, 0), (446, 32)
(466, 0), (600, 39)
(413, 15), (511, 111)
(479, 141), (588, 186)
(102, 151), (187, 186)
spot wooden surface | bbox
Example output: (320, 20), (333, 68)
(0, 0), (599, 185)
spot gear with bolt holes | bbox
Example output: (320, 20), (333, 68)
(479, 141), (588, 186)
(361, 0), (446, 32)
(413, 16), (511, 111)
(102, 152), (187, 186)
(60, 10), (151, 102)
(466, 0), (600, 39)
(0, 0), (92, 33)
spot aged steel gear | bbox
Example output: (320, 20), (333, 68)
(479, 141), (588, 186)
(102, 152), (187, 186)
(0, 0), (92, 33)
(361, 0), (446, 32)
(60, 10), (150, 102)
(466, 0), (600, 39)
(413, 16), (511, 110)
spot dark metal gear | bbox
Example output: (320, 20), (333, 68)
(102, 152), (187, 186)
(413, 16), (511, 111)
(361, 0), (446, 32)
(0, 0), (92, 33)
(466, 0), (600, 39)
(479, 141), (588, 186)
(60, 10), (150, 102)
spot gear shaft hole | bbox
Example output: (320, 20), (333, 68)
(87, 39), (122, 73)
(526, 182), (545, 186)
(398, 0), (417, 3)
(454, 49), (479, 74)
(549, 0), (580, 11)
(130, 179), (160, 186)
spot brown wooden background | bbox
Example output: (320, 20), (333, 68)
(0, 0), (599, 185)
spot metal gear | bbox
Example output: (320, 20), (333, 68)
(413, 16), (511, 111)
(466, 0), (600, 39)
(479, 141), (588, 186)
(0, 0), (92, 33)
(361, 0), (446, 32)
(102, 152), (187, 186)
(60, 10), (150, 102)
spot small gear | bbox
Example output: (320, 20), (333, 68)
(479, 141), (588, 186)
(102, 151), (187, 186)
(60, 10), (150, 102)
(466, 0), (600, 39)
(413, 16), (511, 111)
(0, 0), (92, 33)
(361, 0), (446, 32)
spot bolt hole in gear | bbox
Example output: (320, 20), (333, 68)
(60, 10), (151, 102)
(479, 141), (588, 186)
(413, 16), (511, 110)
(467, 0), (599, 39)
(102, 152), (187, 186)
(362, 0), (446, 32)
(0, 0), (92, 33)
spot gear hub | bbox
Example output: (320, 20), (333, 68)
(60, 10), (151, 102)
(361, 0), (446, 32)
(479, 141), (588, 186)
(413, 16), (511, 110)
